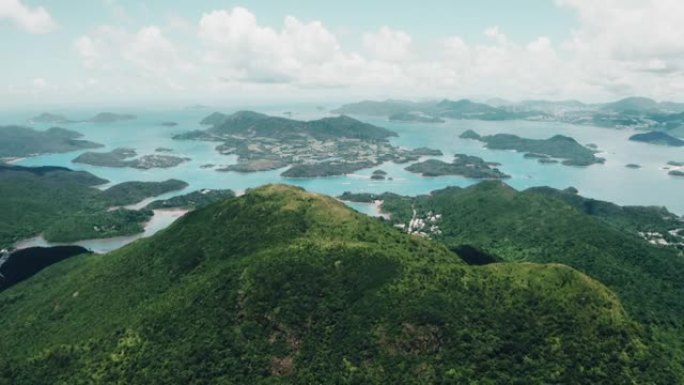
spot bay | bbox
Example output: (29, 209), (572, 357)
(3, 104), (683, 252)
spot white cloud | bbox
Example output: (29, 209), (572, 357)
(72, 24), (193, 95)
(0, 0), (56, 34)
(557, 0), (684, 98)
(73, 36), (100, 69)
(31, 77), (47, 88)
(44, 3), (684, 105)
(363, 26), (413, 62)
(197, 7), (345, 84)
(123, 26), (192, 73)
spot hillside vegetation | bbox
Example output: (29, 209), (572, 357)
(0, 185), (679, 384)
(363, 181), (684, 375)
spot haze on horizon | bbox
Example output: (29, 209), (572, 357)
(1, 0), (683, 108)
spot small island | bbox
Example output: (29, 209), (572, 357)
(0, 126), (103, 159)
(626, 164), (642, 169)
(161, 121), (178, 127)
(670, 170), (684, 177)
(73, 148), (189, 169)
(405, 154), (510, 179)
(667, 161), (684, 167)
(371, 169), (388, 180)
(629, 131), (684, 147)
(460, 130), (604, 166)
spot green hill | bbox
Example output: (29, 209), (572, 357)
(364, 181), (684, 374)
(0, 185), (678, 384)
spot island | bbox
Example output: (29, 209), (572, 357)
(333, 96), (684, 131)
(73, 147), (190, 169)
(460, 130), (604, 166)
(670, 170), (684, 177)
(86, 112), (137, 123)
(667, 161), (684, 167)
(630, 131), (684, 147)
(0, 126), (103, 159)
(146, 189), (236, 210)
(405, 154), (510, 179)
(29, 113), (74, 124)
(626, 164), (642, 169)
(174, 111), (434, 178)
(335, 98), (526, 121)
(389, 111), (445, 123)
(371, 169), (388, 180)
(161, 121), (178, 127)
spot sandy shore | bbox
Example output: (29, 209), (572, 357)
(2, 157), (26, 164)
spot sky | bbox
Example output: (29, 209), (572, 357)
(1, 0), (683, 108)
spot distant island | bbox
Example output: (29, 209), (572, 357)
(29, 112), (137, 124)
(334, 97), (684, 137)
(460, 130), (604, 166)
(670, 170), (684, 177)
(389, 111), (445, 123)
(405, 154), (510, 179)
(175, 110), (441, 178)
(335, 98), (525, 121)
(626, 164), (642, 169)
(29, 113), (74, 124)
(86, 112), (137, 123)
(629, 131), (684, 147)
(73, 148), (190, 169)
(0, 125), (103, 159)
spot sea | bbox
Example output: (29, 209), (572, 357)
(3, 104), (683, 253)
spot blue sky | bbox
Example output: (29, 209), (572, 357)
(1, 0), (682, 107)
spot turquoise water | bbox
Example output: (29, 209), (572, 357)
(3, 105), (683, 251)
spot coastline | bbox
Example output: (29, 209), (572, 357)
(12, 208), (189, 254)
